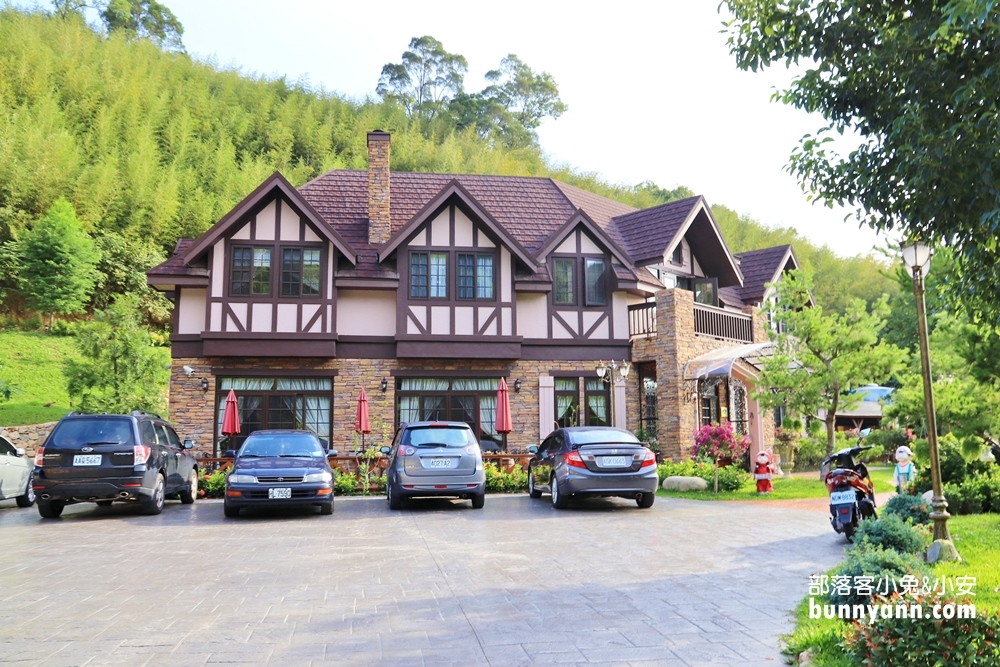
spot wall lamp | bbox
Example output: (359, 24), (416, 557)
(380, 377), (388, 393)
(514, 379), (521, 393)
(200, 378), (209, 393)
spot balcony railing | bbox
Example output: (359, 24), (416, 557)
(628, 303), (657, 338)
(693, 303), (754, 343)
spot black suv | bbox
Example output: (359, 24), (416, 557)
(33, 411), (199, 518)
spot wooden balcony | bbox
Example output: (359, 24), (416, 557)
(628, 303), (657, 338)
(693, 303), (753, 343)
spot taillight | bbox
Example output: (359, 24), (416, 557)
(397, 446), (416, 457)
(564, 451), (587, 468)
(133, 445), (151, 465)
(640, 449), (657, 468)
(34, 447), (44, 467)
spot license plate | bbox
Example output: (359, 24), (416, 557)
(429, 458), (453, 468)
(73, 455), (102, 466)
(601, 456), (629, 468)
(268, 488), (291, 499)
(830, 490), (856, 505)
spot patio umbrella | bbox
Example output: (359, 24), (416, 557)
(354, 388), (371, 449)
(221, 389), (240, 454)
(495, 378), (512, 451)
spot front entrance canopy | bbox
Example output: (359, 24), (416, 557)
(683, 342), (775, 380)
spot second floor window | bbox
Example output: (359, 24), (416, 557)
(457, 253), (495, 300)
(410, 252), (448, 299)
(281, 248), (321, 297)
(585, 258), (607, 306)
(553, 258), (575, 305)
(231, 246), (271, 295)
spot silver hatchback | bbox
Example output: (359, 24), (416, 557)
(383, 422), (486, 509)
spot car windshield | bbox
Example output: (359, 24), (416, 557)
(48, 419), (134, 448)
(403, 426), (476, 448)
(569, 430), (641, 446)
(239, 434), (324, 458)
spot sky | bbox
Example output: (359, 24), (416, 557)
(99, 0), (888, 257)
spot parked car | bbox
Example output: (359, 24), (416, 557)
(382, 421), (486, 509)
(223, 430), (335, 518)
(0, 435), (35, 508)
(527, 427), (659, 509)
(32, 411), (199, 518)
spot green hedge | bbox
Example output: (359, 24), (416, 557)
(656, 459), (750, 492)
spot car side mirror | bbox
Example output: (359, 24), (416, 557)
(15, 447), (26, 457)
(380, 446), (390, 455)
(527, 445), (538, 454)
(223, 450), (236, 458)
(327, 449), (338, 457)
(183, 440), (195, 450)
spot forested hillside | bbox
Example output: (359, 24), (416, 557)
(0, 7), (894, 317)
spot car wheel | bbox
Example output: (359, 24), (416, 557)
(140, 473), (165, 516)
(636, 492), (655, 509)
(223, 501), (240, 518)
(527, 471), (542, 499)
(551, 475), (569, 509)
(96, 500), (113, 507)
(179, 469), (198, 505)
(320, 501), (333, 515)
(37, 499), (64, 519)
(15, 473), (36, 508)
(471, 493), (485, 509)
(387, 482), (402, 510)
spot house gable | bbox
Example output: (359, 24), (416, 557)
(661, 198), (743, 288)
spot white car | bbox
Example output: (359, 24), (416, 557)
(0, 435), (35, 507)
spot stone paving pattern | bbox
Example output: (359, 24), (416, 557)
(0, 494), (845, 666)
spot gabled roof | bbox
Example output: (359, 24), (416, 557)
(377, 179), (538, 271)
(535, 208), (634, 269)
(734, 245), (798, 303)
(611, 195), (702, 264)
(181, 171), (358, 265)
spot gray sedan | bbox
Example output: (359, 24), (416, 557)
(527, 427), (658, 509)
(0, 435), (35, 507)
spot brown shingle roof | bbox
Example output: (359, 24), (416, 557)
(147, 239), (207, 278)
(609, 196), (703, 263)
(734, 245), (794, 303)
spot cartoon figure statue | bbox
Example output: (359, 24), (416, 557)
(754, 450), (774, 494)
(893, 445), (916, 494)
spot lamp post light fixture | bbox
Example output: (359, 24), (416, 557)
(595, 360), (631, 384)
(900, 241), (959, 563)
(380, 377), (388, 393)
(200, 377), (209, 393)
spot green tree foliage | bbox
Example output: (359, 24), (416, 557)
(91, 231), (170, 324)
(377, 36), (468, 120)
(100, 0), (184, 50)
(754, 270), (907, 454)
(18, 198), (98, 325)
(723, 0), (1000, 324)
(64, 294), (170, 413)
(882, 248), (952, 352)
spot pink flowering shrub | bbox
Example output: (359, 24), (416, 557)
(691, 421), (750, 461)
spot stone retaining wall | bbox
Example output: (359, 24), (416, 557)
(0, 422), (57, 455)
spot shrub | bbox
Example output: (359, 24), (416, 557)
(827, 544), (931, 608)
(48, 319), (77, 336)
(655, 459), (749, 492)
(484, 463), (528, 493)
(199, 468), (227, 498)
(846, 592), (1000, 667)
(913, 436), (969, 494)
(334, 470), (358, 496)
(795, 437), (826, 469)
(691, 421), (750, 461)
(853, 514), (927, 555)
(882, 493), (931, 525)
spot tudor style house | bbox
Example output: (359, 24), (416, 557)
(148, 131), (800, 460)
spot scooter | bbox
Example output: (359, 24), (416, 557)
(822, 442), (877, 541)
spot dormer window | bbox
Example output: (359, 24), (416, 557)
(671, 244), (683, 265)
(281, 248), (321, 297)
(231, 246), (271, 296)
(457, 253), (495, 300)
(553, 258), (575, 305)
(410, 252), (448, 299)
(585, 258), (607, 306)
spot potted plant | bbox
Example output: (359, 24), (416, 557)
(692, 421), (751, 492)
(774, 417), (803, 477)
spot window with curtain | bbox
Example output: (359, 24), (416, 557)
(230, 246), (271, 295)
(584, 378), (609, 426)
(456, 254), (495, 300)
(396, 377), (504, 445)
(554, 378), (579, 428)
(215, 377), (332, 453)
(429, 253), (448, 298)
(280, 247), (321, 297)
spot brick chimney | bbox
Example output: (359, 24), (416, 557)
(367, 131), (391, 245)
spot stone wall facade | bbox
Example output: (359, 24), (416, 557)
(0, 422), (57, 456)
(169, 357), (626, 456)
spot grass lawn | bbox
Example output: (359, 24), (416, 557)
(782, 512), (1000, 666)
(657, 466), (896, 501)
(0, 331), (81, 426)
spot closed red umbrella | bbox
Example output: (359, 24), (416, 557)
(495, 378), (512, 451)
(221, 389), (240, 455)
(354, 388), (371, 449)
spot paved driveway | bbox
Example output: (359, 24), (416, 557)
(0, 494), (845, 667)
